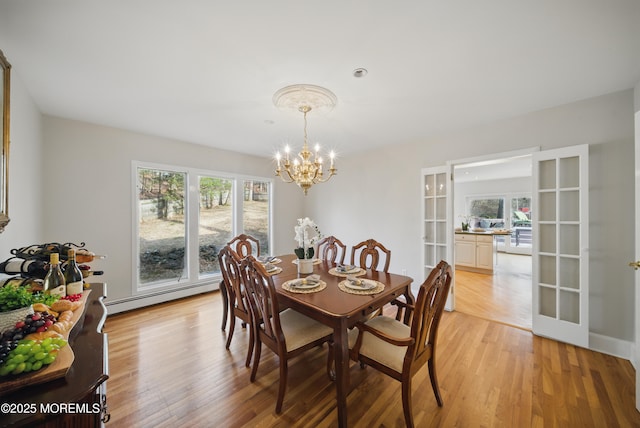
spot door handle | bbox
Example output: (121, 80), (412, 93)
(629, 261), (640, 270)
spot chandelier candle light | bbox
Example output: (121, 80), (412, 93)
(273, 84), (338, 195)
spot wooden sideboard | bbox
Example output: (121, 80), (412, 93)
(0, 283), (109, 427)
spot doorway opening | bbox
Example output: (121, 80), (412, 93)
(453, 155), (533, 330)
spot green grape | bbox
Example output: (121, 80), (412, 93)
(11, 354), (26, 364)
(14, 345), (30, 355)
(0, 337), (67, 376)
(12, 362), (26, 375)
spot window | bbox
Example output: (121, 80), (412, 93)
(134, 163), (272, 292)
(198, 176), (233, 276)
(242, 180), (270, 255)
(468, 197), (506, 228)
(137, 168), (187, 285)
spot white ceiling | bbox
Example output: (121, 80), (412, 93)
(1, 1), (639, 159)
(454, 155), (532, 183)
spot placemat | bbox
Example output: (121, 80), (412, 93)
(338, 279), (384, 295)
(282, 279), (327, 294)
(328, 267), (366, 277)
(266, 267), (282, 276)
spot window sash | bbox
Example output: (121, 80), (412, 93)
(132, 161), (272, 294)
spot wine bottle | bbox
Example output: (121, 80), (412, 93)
(75, 249), (106, 264)
(64, 249), (84, 295)
(0, 257), (48, 278)
(43, 253), (66, 297)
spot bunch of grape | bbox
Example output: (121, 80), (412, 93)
(0, 337), (67, 376)
(0, 340), (19, 367)
(1, 312), (56, 343)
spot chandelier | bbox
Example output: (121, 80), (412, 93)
(273, 84), (337, 195)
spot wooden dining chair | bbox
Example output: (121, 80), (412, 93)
(350, 238), (391, 272)
(227, 233), (261, 258)
(240, 255), (334, 414)
(348, 260), (453, 428)
(221, 234), (261, 331)
(218, 245), (255, 367)
(317, 235), (347, 264)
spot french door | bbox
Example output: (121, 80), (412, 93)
(421, 166), (453, 310)
(532, 144), (589, 347)
(424, 145), (589, 345)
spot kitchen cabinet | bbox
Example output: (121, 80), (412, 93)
(454, 233), (476, 267)
(455, 232), (501, 274)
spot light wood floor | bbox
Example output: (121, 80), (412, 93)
(103, 289), (640, 427)
(455, 252), (532, 330)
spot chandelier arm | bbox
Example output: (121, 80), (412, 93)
(281, 168), (297, 183)
(313, 171), (336, 183)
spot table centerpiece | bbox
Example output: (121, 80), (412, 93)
(294, 217), (322, 274)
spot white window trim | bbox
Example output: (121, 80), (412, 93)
(131, 161), (273, 296)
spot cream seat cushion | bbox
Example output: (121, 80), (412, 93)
(348, 316), (410, 373)
(280, 308), (333, 352)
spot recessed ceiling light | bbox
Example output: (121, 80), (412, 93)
(353, 68), (368, 78)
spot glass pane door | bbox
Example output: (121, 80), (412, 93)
(532, 145), (588, 347)
(422, 165), (452, 309)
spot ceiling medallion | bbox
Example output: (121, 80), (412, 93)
(273, 84), (337, 195)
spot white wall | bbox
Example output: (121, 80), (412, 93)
(308, 89), (636, 344)
(41, 116), (304, 308)
(589, 139), (635, 340)
(0, 70), (44, 257)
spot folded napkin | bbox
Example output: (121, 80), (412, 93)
(346, 275), (374, 289)
(258, 255), (275, 263)
(336, 264), (358, 273)
(290, 274), (321, 288)
(264, 263), (277, 272)
(346, 275), (362, 286)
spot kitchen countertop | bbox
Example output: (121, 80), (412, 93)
(455, 229), (512, 235)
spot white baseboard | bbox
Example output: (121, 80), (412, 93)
(589, 332), (633, 361)
(105, 282), (219, 315)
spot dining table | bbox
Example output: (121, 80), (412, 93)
(267, 254), (415, 428)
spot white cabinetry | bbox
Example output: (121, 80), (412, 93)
(475, 235), (494, 270)
(455, 233), (495, 274)
(454, 234), (476, 267)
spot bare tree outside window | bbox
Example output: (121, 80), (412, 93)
(135, 165), (272, 290)
(199, 176), (233, 276)
(137, 168), (187, 284)
(469, 198), (505, 228)
(242, 180), (270, 255)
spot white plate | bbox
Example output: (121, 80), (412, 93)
(259, 256), (281, 264)
(264, 264), (278, 273)
(289, 279), (321, 289)
(344, 279), (377, 290)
